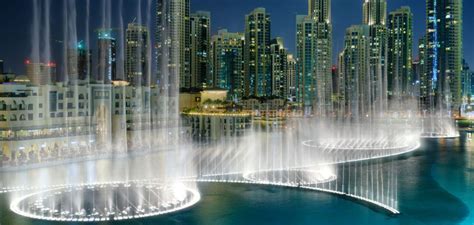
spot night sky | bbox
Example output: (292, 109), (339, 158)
(0, 0), (473, 75)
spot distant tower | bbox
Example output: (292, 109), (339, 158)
(67, 41), (92, 83)
(156, 0), (191, 91)
(387, 7), (413, 99)
(126, 23), (149, 86)
(462, 60), (472, 102)
(363, 0), (388, 115)
(309, 0), (331, 22)
(296, 0), (332, 115)
(97, 30), (116, 83)
(190, 11), (211, 88)
(425, 0), (463, 110)
(211, 29), (245, 99)
(286, 54), (297, 101)
(340, 25), (371, 119)
(296, 15), (318, 109)
(270, 37), (288, 99)
(244, 8), (271, 97)
(77, 41), (92, 82)
(418, 36), (429, 106)
(363, 0), (387, 26)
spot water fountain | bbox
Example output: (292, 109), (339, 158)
(0, 0), (432, 221)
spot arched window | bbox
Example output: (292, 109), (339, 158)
(11, 100), (17, 110)
(19, 114), (26, 121)
(10, 114), (17, 121)
(20, 100), (26, 110)
(0, 115), (6, 121)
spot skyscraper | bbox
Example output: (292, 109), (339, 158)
(296, 0), (333, 115)
(0, 60), (4, 74)
(244, 8), (271, 97)
(296, 15), (318, 109)
(190, 11), (211, 88)
(270, 37), (288, 99)
(67, 41), (92, 83)
(363, 0), (388, 115)
(363, 0), (387, 26)
(387, 7), (413, 98)
(426, 0), (463, 110)
(126, 23), (149, 86)
(97, 30), (116, 83)
(211, 29), (245, 100)
(156, 0), (191, 92)
(286, 54), (297, 102)
(339, 25), (370, 119)
(296, 0), (332, 115)
(462, 59), (473, 102)
(77, 42), (92, 82)
(309, 0), (330, 22)
(418, 36), (429, 106)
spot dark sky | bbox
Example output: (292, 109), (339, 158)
(0, 0), (473, 74)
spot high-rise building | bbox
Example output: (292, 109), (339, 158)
(309, 0), (330, 22)
(190, 11), (211, 89)
(462, 60), (473, 102)
(296, 13), (332, 114)
(67, 41), (92, 83)
(156, 0), (191, 91)
(25, 61), (57, 86)
(363, 0), (388, 115)
(286, 54), (297, 102)
(363, 0), (387, 26)
(296, 15), (317, 110)
(77, 42), (92, 82)
(339, 25), (370, 119)
(211, 29), (245, 100)
(314, 22), (333, 115)
(244, 8), (271, 97)
(126, 23), (149, 86)
(418, 36), (429, 105)
(296, 0), (332, 114)
(270, 38), (288, 99)
(296, 15), (318, 109)
(412, 60), (422, 98)
(335, 52), (346, 115)
(387, 7), (413, 98)
(425, 0), (463, 110)
(97, 30), (116, 83)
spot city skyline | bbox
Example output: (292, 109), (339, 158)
(1, 1), (474, 224)
(0, 0), (473, 75)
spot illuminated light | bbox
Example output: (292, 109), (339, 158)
(10, 182), (201, 222)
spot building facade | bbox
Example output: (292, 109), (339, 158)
(126, 23), (149, 86)
(97, 31), (116, 84)
(363, 0), (389, 116)
(156, 0), (191, 90)
(270, 38), (288, 99)
(387, 7), (413, 100)
(190, 11), (211, 88)
(211, 30), (245, 100)
(425, 0), (463, 111)
(244, 8), (272, 97)
(339, 25), (371, 119)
